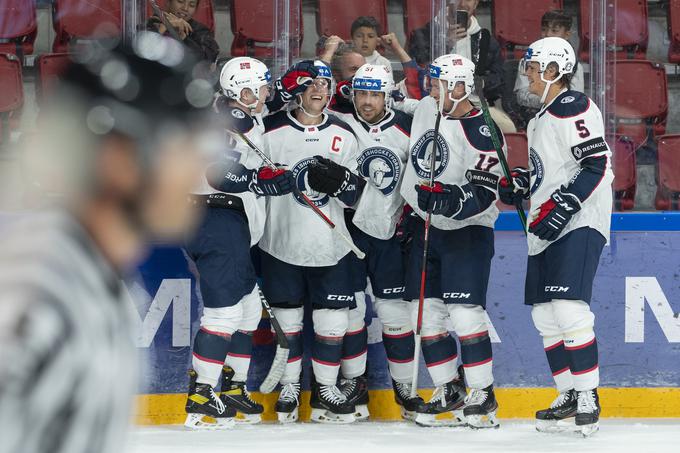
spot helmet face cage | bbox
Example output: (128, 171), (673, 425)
(296, 60), (335, 117)
(220, 57), (272, 108)
(351, 63), (395, 112)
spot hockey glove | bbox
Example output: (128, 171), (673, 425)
(528, 188), (582, 241)
(390, 89), (405, 103)
(336, 80), (352, 100)
(415, 182), (465, 217)
(275, 61), (320, 102)
(498, 167), (530, 206)
(307, 156), (357, 197)
(249, 166), (296, 197)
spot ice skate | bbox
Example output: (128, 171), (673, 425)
(392, 380), (425, 421)
(464, 384), (500, 429)
(415, 374), (466, 427)
(219, 366), (263, 424)
(535, 389), (577, 433)
(575, 389), (600, 437)
(339, 373), (370, 421)
(275, 382), (301, 424)
(310, 378), (356, 424)
(184, 369), (236, 430)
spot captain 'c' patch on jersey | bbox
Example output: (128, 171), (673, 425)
(330, 136), (344, 153)
(529, 147), (544, 195)
(410, 129), (450, 179)
(357, 147), (402, 196)
(292, 158), (330, 208)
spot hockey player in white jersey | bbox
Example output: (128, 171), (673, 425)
(498, 37), (613, 437)
(400, 55), (505, 428)
(183, 57), (299, 428)
(259, 60), (361, 424)
(317, 63), (425, 420)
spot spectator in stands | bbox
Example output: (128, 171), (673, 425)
(147, 0), (219, 63)
(350, 16), (391, 68)
(512, 10), (584, 128)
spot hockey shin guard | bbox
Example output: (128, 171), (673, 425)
(272, 307), (304, 385)
(341, 293), (367, 379)
(192, 328), (232, 387)
(449, 304), (493, 389)
(226, 330), (254, 382)
(312, 308), (349, 385)
(374, 298), (415, 383)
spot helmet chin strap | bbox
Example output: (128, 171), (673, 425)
(539, 72), (563, 104)
(297, 94), (327, 119)
(440, 79), (469, 115)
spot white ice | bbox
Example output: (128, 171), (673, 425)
(127, 419), (680, 453)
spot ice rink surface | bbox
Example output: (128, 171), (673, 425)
(127, 419), (680, 453)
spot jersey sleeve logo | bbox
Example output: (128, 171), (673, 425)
(479, 125), (491, 137)
(231, 108), (246, 119)
(410, 129), (450, 180)
(357, 147), (402, 196)
(292, 158), (330, 208)
(570, 137), (608, 160)
(529, 147), (544, 195)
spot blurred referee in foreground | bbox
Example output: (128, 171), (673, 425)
(0, 33), (216, 453)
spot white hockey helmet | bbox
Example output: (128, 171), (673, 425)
(219, 57), (271, 110)
(521, 37), (576, 102)
(428, 54), (476, 114)
(351, 63), (395, 112)
(297, 59), (335, 118)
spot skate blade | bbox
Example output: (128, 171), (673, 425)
(400, 407), (417, 422)
(579, 422), (599, 437)
(536, 418), (576, 433)
(184, 413), (235, 430)
(466, 410), (500, 429)
(277, 408), (299, 424)
(310, 408), (356, 424)
(414, 410), (466, 427)
(354, 404), (370, 421)
(234, 412), (262, 424)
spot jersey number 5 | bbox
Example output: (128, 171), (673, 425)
(575, 119), (590, 138)
(475, 155), (499, 172)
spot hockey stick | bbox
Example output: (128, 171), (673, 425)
(473, 76), (528, 233)
(148, 0), (182, 41)
(410, 92), (444, 398)
(257, 288), (290, 394)
(234, 131), (366, 259)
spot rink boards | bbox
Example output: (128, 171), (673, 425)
(129, 212), (680, 423)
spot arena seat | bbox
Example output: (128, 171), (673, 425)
(578, 0), (648, 61)
(609, 60), (667, 148)
(668, 0), (680, 63)
(493, 0), (563, 59)
(0, 0), (37, 60)
(52, 0), (122, 52)
(655, 135), (680, 211)
(230, 0), (303, 58)
(36, 53), (73, 104)
(146, 0), (215, 33)
(316, 0), (388, 41)
(497, 133), (529, 211)
(0, 53), (23, 145)
(404, 0), (432, 40)
(612, 135), (636, 211)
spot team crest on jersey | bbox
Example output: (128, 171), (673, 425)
(529, 147), (544, 194)
(561, 96), (576, 104)
(231, 108), (246, 119)
(479, 125), (491, 137)
(357, 147), (401, 196)
(292, 158), (330, 208)
(410, 129), (450, 179)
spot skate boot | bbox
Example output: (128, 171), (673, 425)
(310, 377), (356, 424)
(275, 382), (301, 424)
(415, 373), (466, 427)
(575, 389), (600, 437)
(392, 379), (425, 421)
(463, 384), (500, 429)
(184, 369), (236, 430)
(535, 389), (577, 433)
(339, 373), (370, 421)
(219, 366), (264, 424)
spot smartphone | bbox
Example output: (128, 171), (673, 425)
(456, 10), (469, 30)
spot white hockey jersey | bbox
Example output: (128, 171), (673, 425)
(527, 89), (613, 255)
(401, 96), (505, 230)
(259, 110), (359, 267)
(328, 104), (412, 239)
(192, 110), (267, 246)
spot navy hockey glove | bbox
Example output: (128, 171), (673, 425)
(275, 61), (320, 101)
(336, 80), (352, 100)
(390, 89), (405, 103)
(415, 182), (465, 217)
(307, 156), (357, 197)
(249, 166), (296, 197)
(498, 167), (530, 206)
(529, 188), (582, 241)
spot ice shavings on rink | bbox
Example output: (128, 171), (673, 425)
(127, 419), (680, 453)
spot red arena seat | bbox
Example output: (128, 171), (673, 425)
(230, 0), (303, 58)
(0, 53), (23, 145)
(52, 0), (122, 52)
(493, 0), (563, 59)
(36, 53), (73, 104)
(669, 0), (680, 63)
(0, 0), (37, 60)
(146, 0), (215, 33)
(579, 0), (648, 61)
(655, 135), (680, 211)
(316, 0), (388, 41)
(404, 0), (432, 40)
(612, 135), (636, 211)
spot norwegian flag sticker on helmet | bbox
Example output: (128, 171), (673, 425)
(240, 62), (251, 69)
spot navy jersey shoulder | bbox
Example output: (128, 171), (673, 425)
(214, 98), (255, 134)
(546, 90), (590, 119)
(388, 109), (413, 136)
(326, 114), (357, 136)
(263, 110), (294, 133)
(328, 100), (355, 116)
(459, 112), (504, 152)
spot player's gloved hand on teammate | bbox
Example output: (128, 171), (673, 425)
(274, 61), (320, 102)
(528, 188), (582, 241)
(307, 156), (357, 197)
(336, 80), (352, 100)
(249, 165), (296, 197)
(415, 182), (465, 217)
(390, 89), (405, 103)
(498, 167), (530, 206)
